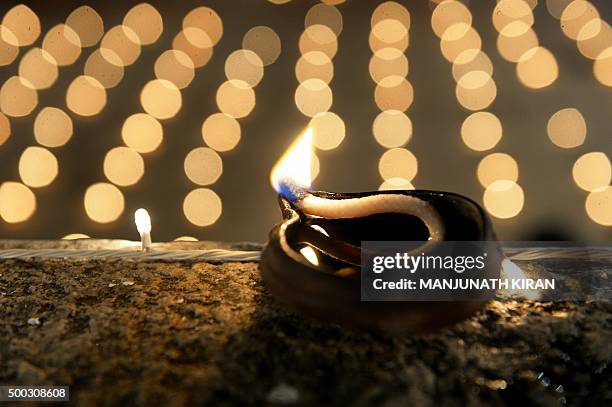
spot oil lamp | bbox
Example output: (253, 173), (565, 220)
(261, 128), (503, 335)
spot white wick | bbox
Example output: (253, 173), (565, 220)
(298, 194), (445, 241)
(134, 208), (152, 252)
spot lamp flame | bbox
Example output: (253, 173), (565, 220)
(134, 208), (151, 235)
(270, 127), (313, 200)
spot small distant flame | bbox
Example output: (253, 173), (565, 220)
(270, 128), (313, 199)
(134, 208), (151, 235)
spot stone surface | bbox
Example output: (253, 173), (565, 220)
(0, 257), (610, 406)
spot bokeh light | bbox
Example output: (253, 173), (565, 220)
(461, 111), (502, 151)
(183, 6), (223, 45)
(84, 49), (125, 89)
(172, 28), (213, 68)
(202, 113), (241, 152)
(594, 46), (612, 86)
(295, 79), (332, 117)
(452, 49), (492, 82)
(19, 147), (58, 188)
(483, 180), (525, 219)
(0, 112), (10, 146)
(0, 76), (38, 117)
(100, 25), (141, 66)
(140, 79), (182, 120)
(547, 108), (587, 148)
(371, 19), (408, 45)
(572, 152), (611, 192)
(155, 50), (195, 89)
(1, 4), (40, 46)
(455, 71), (497, 111)
(309, 111), (345, 150)
(369, 48), (409, 84)
(477, 153), (519, 187)
(431, 0), (472, 38)
(378, 148), (418, 181)
(371, 2), (411, 31)
(296, 51), (334, 84)
(18, 48), (58, 90)
(546, 0), (573, 19)
(497, 24), (539, 62)
(84, 182), (125, 223)
(42, 24), (82, 66)
(585, 186), (612, 226)
(242, 26), (281, 66)
(560, 0), (600, 40)
(34, 107), (73, 148)
(379, 177), (414, 191)
(183, 188), (222, 227)
(440, 23), (481, 62)
(184, 147), (223, 186)
(103, 147), (145, 186)
(516, 47), (559, 89)
(305, 3), (343, 36)
(374, 76), (413, 112)
(66, 5), (104, 47)
(123, 3), (163, 45)
(62, 233), (90, 240)
(0, 27), (19, 66)
(216, 80), (256, 118)
(174, 236), (198, 242)
(66, 75), (106, 117)
(0, 182), (36, 223)
(492, 0), (534, 34)
(225, 50), (264, 87)
(373, 110), (412, 148)
(576, 19), (612, 60)
(122, 113), (163, 153)
(369, 29), (409, 53)
(299, 25), (338, 59)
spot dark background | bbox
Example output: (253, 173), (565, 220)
(0, 0), (610, 242)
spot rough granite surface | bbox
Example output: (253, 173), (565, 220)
(0, 258), (610, 406)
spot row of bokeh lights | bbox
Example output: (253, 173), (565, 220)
(363, 0), (609, 226)
(294, 0), (346, 179)
(0, 0), (610, 234)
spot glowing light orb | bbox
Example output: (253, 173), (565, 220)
(183, 188), (222, 227)
(122, 113), (163, 154)
(585, 186), (612, 226)
(477, 153), (519, 188)
(242, 26), (281, 66)
(66, 5), (104, 47)
(184, 147), (223, 186)
(202, 113), (241, 152)
(66, 75), (106, 116)
(572, 152), (611, 192)
(309, 112), (345, 150)
(373, 110), (412, 148)
(0, 76), (38, 117)
(547, 108), (586, 148)
(216, 80), (256, 118)
(84, 183), (125, 223)
(103, 147), (145, 186)
(34, 107), (73, 148)
(140, 79), (182, 120)
(483, 180), (524, 219)
(461, 111), (502, 151)
(0, 182), (36, 223)
(378, 148), (418, 181)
